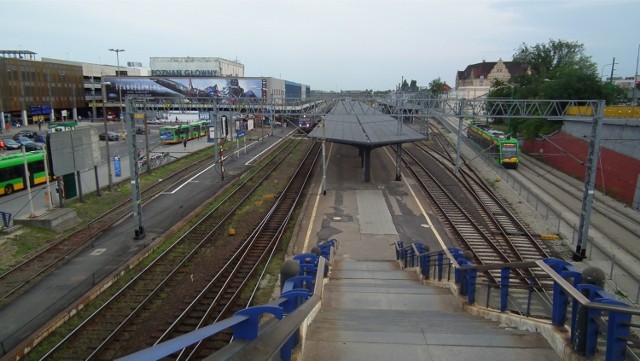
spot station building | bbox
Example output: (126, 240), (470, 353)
(455, 59), (532, 99)
(0, 51), (309, 128)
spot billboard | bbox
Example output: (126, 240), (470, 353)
(103, 77), (265, 104)
(49, 127), (101, 175)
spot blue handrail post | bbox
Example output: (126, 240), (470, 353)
(421, 252), (431, 279)
(458, 259), (470, 296)
(280, 337), (294, 361)
(585, 303), (601, 357)
(500, 267), (510, 312)
(293, 253), (319, 276)
(278, 290), (311, 361)
(395, 240), (404, 260)
(544, 258), (583, 327)
(574, 283), (607, 356)
(467, 268), (477, 305)
(600, 299), (632, 361)
(233, 306), (283, 340)
(403, 245), (413, 268)
(281, 289), (311, 313)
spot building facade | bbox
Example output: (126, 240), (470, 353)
(43, 58), (148, 120)
(1, 51), (308, 127)
(1, 51), (84, 128)
(455, 59), (532, 99)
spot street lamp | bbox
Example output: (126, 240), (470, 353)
(0, 73), (4, 132)
(46, 71), (54, 122)
(108, 48), (125, 133)
(102, 81), (113, 191)
(63, 72), (77, 120)
(600, 63), (613, 82)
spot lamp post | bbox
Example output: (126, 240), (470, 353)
(46, 72), (54, 122)
(19, 70), (26, 126)
(633, 43), (639, 105)
(108, 48), (125, 134)
(60, 72), (67, 121)
(508, 84), (515, 135)
(60, 71), (77, 121)
(0, 73), (4, 132)
(600, 63), (613, 82)
(102, 81), (113, 191)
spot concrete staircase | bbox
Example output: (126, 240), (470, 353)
(300, 260), (561, 361)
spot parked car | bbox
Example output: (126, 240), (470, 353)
(13, 130), (38, 140)
(48, 126), (66, 133)
(135, 126), (148, 135)
(2, 138), (21, 150)
(14, 136), (43, 151)
(99, 131), (120, 141)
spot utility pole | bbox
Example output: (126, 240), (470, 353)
(609, 57), (616, 86)
(102, 81), (113, 191)
(108, 48), (125, 135)
(574, 100), (606, 261)
(125, 97), (145, 240)
(634, 44), (640, 105)
(0, 72), (4, 132)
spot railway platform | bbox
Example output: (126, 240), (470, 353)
(288, 142), (561, 360)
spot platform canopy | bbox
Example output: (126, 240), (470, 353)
(307, 100), (427, 147)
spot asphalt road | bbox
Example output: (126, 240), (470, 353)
(0, 121), (165, 221)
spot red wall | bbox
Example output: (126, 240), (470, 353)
(522, 131), (640, 205)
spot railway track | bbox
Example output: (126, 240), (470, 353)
(426, 129), (550, 261)
(0, 152), (213, 307)
(37, 139), (318, 360)
(402, 126), (554, 315)
(157, 141), (320, 360)
(518, 156), (640, 257)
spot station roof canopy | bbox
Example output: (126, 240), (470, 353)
(307, 100), (427, 147)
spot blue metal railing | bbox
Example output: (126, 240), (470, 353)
(394, 241), (640, 361)
(118, 239), (337, 361)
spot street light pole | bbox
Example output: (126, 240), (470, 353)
(102, 81), (113, 191)
(46, 72), (54, 122)
(108, 48), (125, 134)
(71, 72), (77, 121)
(601, 63), (613, 81)
(0, 73), (4, 132)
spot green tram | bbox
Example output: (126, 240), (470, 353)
(466, 122), (519, 169)
(159, 121), (209, 144)
(0, 151), (50, 196)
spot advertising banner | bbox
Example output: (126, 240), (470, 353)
(103, 77), (265, 105)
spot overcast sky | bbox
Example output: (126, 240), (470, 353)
(2, 0), (638, 91)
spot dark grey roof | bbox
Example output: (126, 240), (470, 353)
(307, 100), (426, 147)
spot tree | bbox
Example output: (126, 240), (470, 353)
(409, 80), (418, 92)
(488, 39), (619, 138)
(513, 39), (598, 78)
(428, 77), (448, 96)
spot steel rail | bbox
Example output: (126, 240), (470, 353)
(40, 139), (302, 360)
